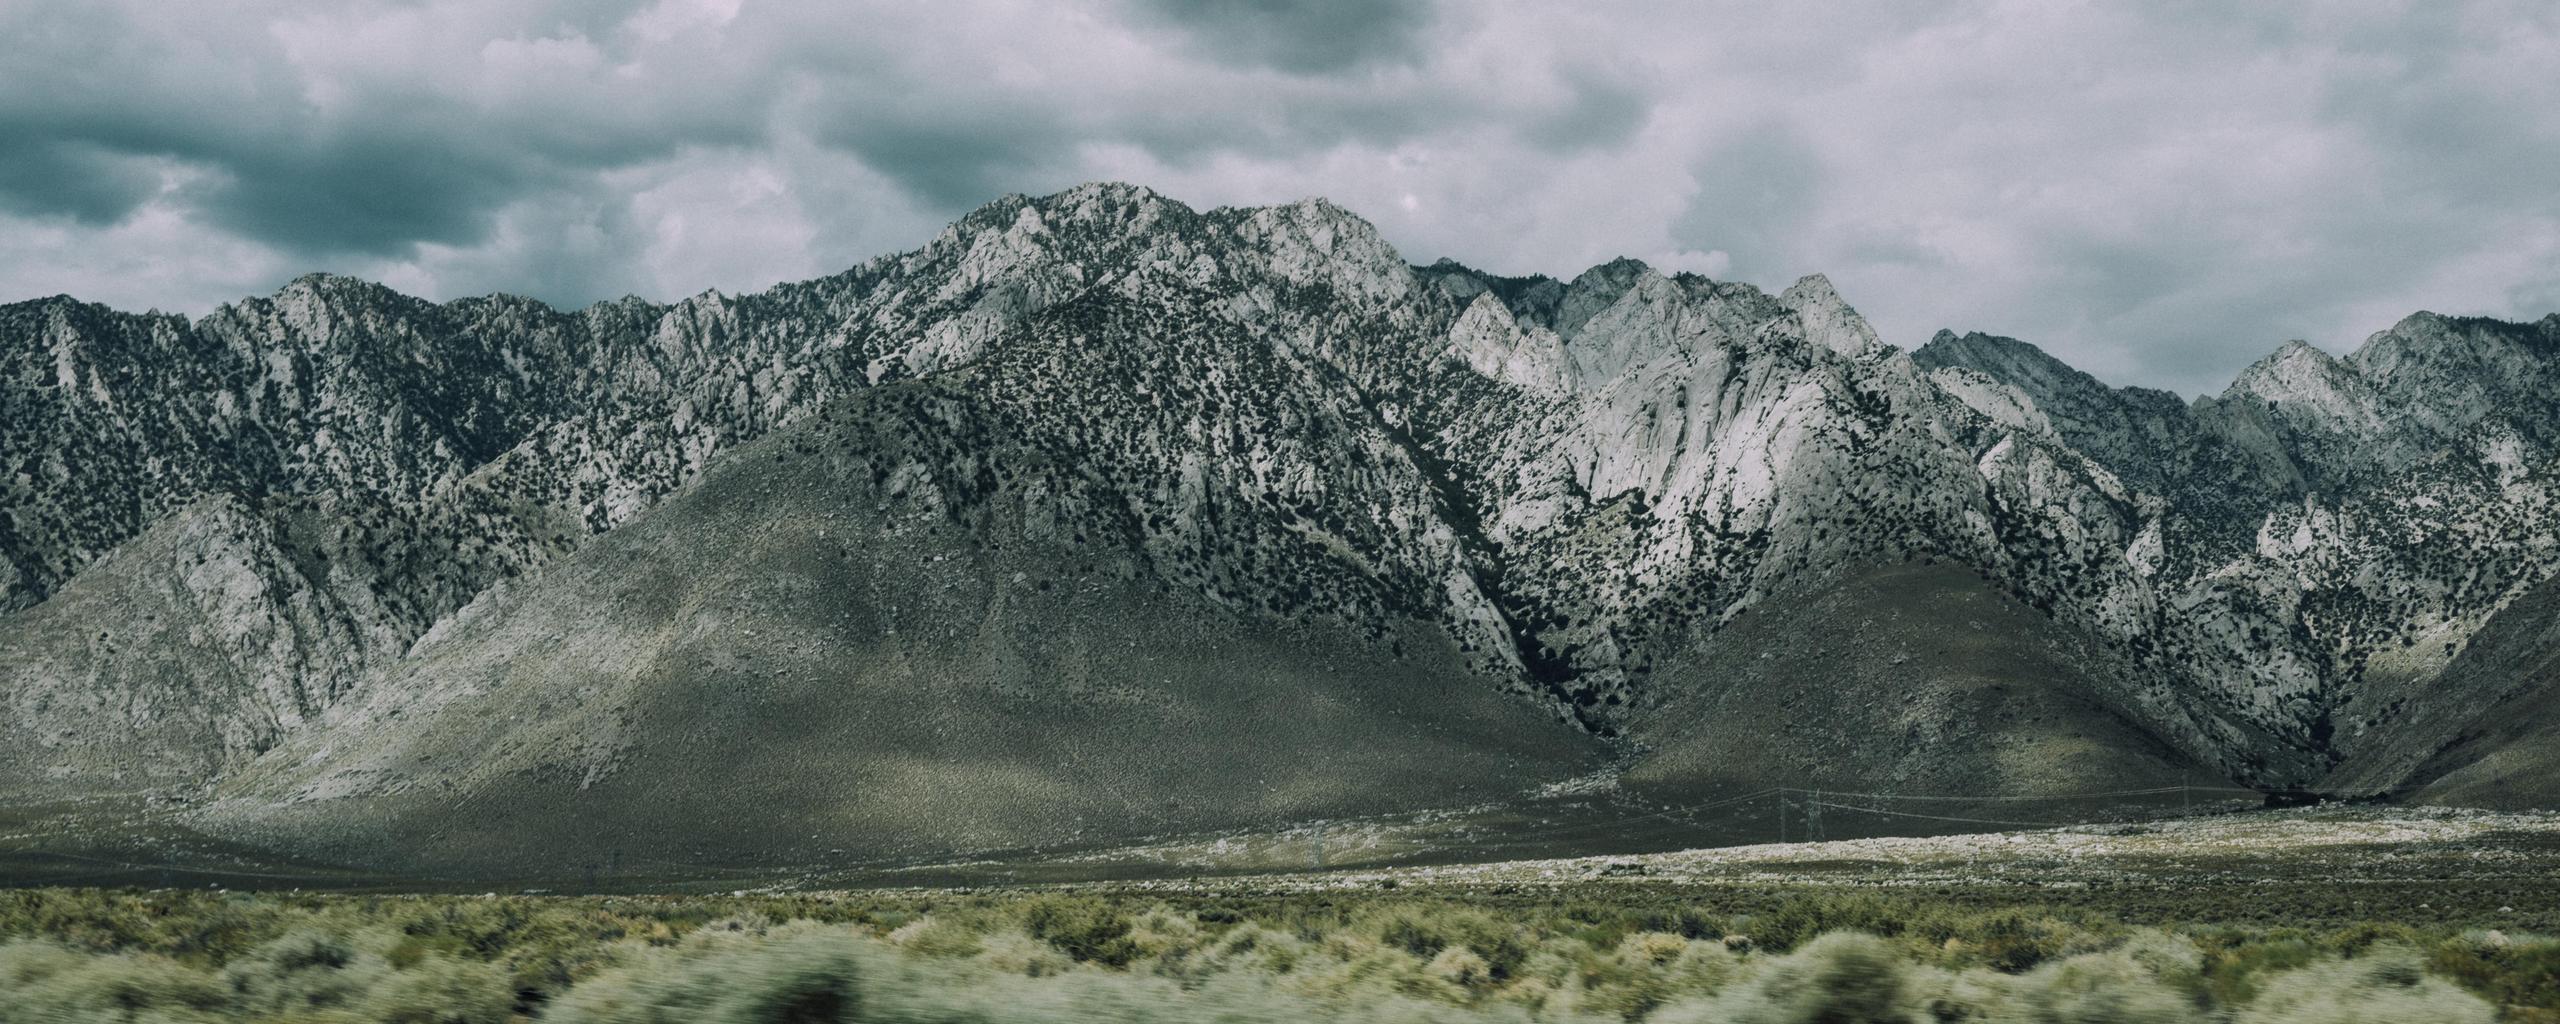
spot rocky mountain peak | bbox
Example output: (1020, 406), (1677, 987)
(1227, 194), (1411, 307)
(5, 293), (91, 318)
(2383, 308), (2454, 336)
(2221, 339), (2370, 418)
(1777, 272), (1879, 358)
(1447, 291), (1570, 394)
(2238, 336), (2336, 374)
(1054, 179), (1169, 207)
(1043, 182), (1193, 245)
(1542, 257), (1662, 349)
(1558, 255), (1650, 299)
(1913, 330), (2111, 402)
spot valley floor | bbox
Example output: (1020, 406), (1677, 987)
(2, 785), (2553, 900)
(5, 806), (2560, 1021)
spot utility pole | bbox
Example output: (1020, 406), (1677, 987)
(1807, 789), (1824, 843)
(1776, 788), (1787, 844)
(1312, 823), (1326, 871)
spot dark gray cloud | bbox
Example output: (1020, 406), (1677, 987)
(1125, 0), (1436, 74)
(194, 134), (553, 257)
(0, 1), (2553, 397)
(0, 0), (765, 264)
(1520, 66), (1652, 153)
(826, 116), (1071, 212)
(0, 142), (162, 225)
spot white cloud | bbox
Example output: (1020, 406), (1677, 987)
(627, 0), (743, 44)
(0, 200), (293, 314)
(2, 1), (2555, 394)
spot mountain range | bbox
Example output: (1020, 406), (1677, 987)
(6, 182), (2557, 877)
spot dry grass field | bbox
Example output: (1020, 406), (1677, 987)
(6, 805), (2559, 1021)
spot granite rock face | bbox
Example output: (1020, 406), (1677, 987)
(6, 182), (2559, 826)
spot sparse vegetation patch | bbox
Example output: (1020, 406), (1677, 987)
(1, 880), (2551, 1021)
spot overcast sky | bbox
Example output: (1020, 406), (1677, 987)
(3, 1), (2556, 395)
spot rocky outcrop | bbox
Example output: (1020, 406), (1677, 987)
(1921, 314), (2560, 781)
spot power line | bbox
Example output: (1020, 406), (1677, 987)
(1471, 777), (2264, 848)
(11, 849), (364, 884)
(1800, 784), (2256, 803)
(1471, 787), (1785, 845)
(1806, 799), (2085, 830)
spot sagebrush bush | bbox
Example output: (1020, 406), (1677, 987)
(1200, 922), (1306, 977)
(1022, 896), (1143, 967)
(357, 953), (514, 1024)
(224, 926), (391, 1017)
(0, 939), (231, 1024)
(2429, 929), (2560, 1009)
(885, 915), (985, 959)
(1367, 905), (1532, 982)
(2235, 945), (2496, 1024)
(1, 889), (2553, 1022)
(1656, 931), (1911, 1024)
(546, 927), (864, 1024)
(1995, 940), (2203, 1024)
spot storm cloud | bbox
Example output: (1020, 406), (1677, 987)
(1127, 0), (1438, 74)
(1, 0), (2555, 394)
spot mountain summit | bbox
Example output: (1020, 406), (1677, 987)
(6, 184), (2559, 875)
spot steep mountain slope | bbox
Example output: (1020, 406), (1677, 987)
(1402, 269), (2307, 783)
(1918, 314), (2560, 774)
(211, 383), (1605, 873)
(2325, 575), (2560, 808)
(0, 495), (379, 795)
(4, 183), (2559, 877)
(1623, 561), (2234, 800)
